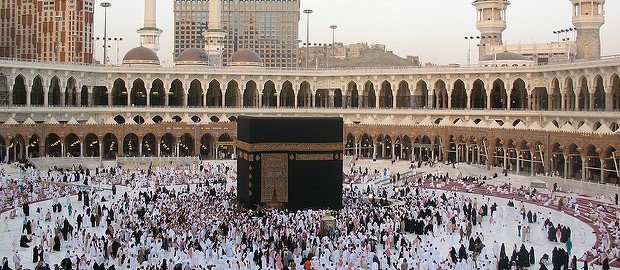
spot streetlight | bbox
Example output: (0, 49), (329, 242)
(329, 25), (338, 69)
(100, 2), (112, 65)
(114, 37), (123, 65)
(464, 36), (479, 67)
(54, 15), (63, 62)
(303, 9), (313, 70)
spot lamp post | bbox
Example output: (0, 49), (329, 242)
(114, 38), (123, 65)
(54, 15), (63, 62)
(329, 25), (337, 68)
(100, 2), (111, 65)
(303, 9), (313, 70)
(464, 36), (479, 67)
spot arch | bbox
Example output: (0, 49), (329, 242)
(150, 79), (165, 106)
(65, 77), (78, 106)
(84, 134), (99, 157)
(122, 133), (139, 157)
(396, 81), (410, 108)
(111, 78), (127, 106)
(27, 135), (40, 158)
(362, 81), (376, 108)
(114, 115), (125, 124)
(141, 133), (156, 157)
(347, 81), (359, 108)
(12, 75), (27, 105)
(200, 133), (214, 159)
(92, 86), (108, 106)
(228, 116), (237, 122)
(298, 81), (312, 108)
(582, 144), (601, 182)
(433, 80), (448, 109)
(413, 80), (428, 108)
(133, 115), (145, 124)
(225, 80), (240, 107)
(379, 81), (393, 108)
(130, 79), (147, 106)
(45, 133), (62, 157)
(172, 115), (182, 123)
(550, 78), (562, 110)
(280, 81), (295, 107)
(152, 115), (163, 123)
(160, 133), (176, 157)
(0, 135), (5, 161)
(490, 79), (507, 109)
(262, 81), (277, 107)
(179, 133), (195, 157)
(48, 76), (62, 106)
(243, 80), (259, 108)
(64, 133), (81, 157)
(510, 78), (528, 109)
(577, 76), (590, 111)
(611, 74), (620, 110)
(601, 147), (619, 184)
(191, 116), (201, 123)
(565, 143), (581, 180)
(593, 75), (605, 110)
(217, 133), (234, 159)
(80, 86), (89, 106)
(471, 79), (486, 109)
(360, 133), (374, 159)
(334, 89), (343, 108)
(188, 79), (204, 107)
(564, 77), (576, 110)
(169, 79), (184, 107)
(206, 79), (222, 107)
(7, 135), (26, 162)
(345, 133), (356, 156)
(451, 79), (467, 109)
(315, 89), (329, 108)
(102, 133), (118, 159)
(31, 76), (44, 106)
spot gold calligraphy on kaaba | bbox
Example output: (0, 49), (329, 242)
(237, 141), (343, 153)
(261, 153), (289, 203)
(296, 153), (335, 161)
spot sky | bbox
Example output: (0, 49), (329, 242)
(94, 0), (619, 65)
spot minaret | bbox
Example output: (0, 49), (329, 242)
(472, 0), (510, 60)
(137, 0), (163, 53)
(571, 0), (605, 60)
(204, 0), (226, 66)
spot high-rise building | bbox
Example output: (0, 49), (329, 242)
(0, 0), (95, 63)
(173, 0), (300, 68)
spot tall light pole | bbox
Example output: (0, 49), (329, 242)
(464, 36), (480, 67)
(303, 9), (313, 70)
(54, 15), (63, 62)
(329, 25), (337, 69)
(101, 2), (111, 65)
(114, 37), (123, 65)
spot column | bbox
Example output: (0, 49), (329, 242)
(80, 142), (83, 157)
(60, 83), (66, 106)
(503, 150), (508, 169)
(221, 92), (226, 108)
(107, 84), (113, 106)
(375, 93), (379, 108)
(5, 147), (9, 163)
(516, 150), (520, 174)
(447, 91), (452, 109)
(358, 94), (363, 108)
(26, 85), (31, 106)
(561, 93), (566, 111)
(581, 156), (586, 181)
(329, 90), (334, 108)
(43, 84), (49, 106)
(294, 89), (299, 108)
(465, 145), (469, 163)
(600, 159), (606, 183)
(589, 92), (595, 111)
(258, 88), (263, 107)
(311, 91), (315, 108)
(392, 91), (397, 108)
(564, 158), (568, 179)
(531, 151), (535, 176)
(138, 139), (143, 157)
(76, 87), (82, 106)
(372, 143), (377, 160)
(183, 90), (189, 107)
(355, 143), (359, 158)
(276, 90), (281, 108)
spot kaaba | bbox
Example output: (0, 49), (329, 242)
(236, 116), (343, 211)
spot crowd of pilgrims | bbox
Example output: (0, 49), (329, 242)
(1, 161), (617, 270)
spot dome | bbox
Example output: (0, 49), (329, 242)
(122, 46), (160, 65)
(481, 52), (531, 62)
(228, 50), (262, 67)
(176, 48), (207, 65)
(480, 51), (533, 67)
